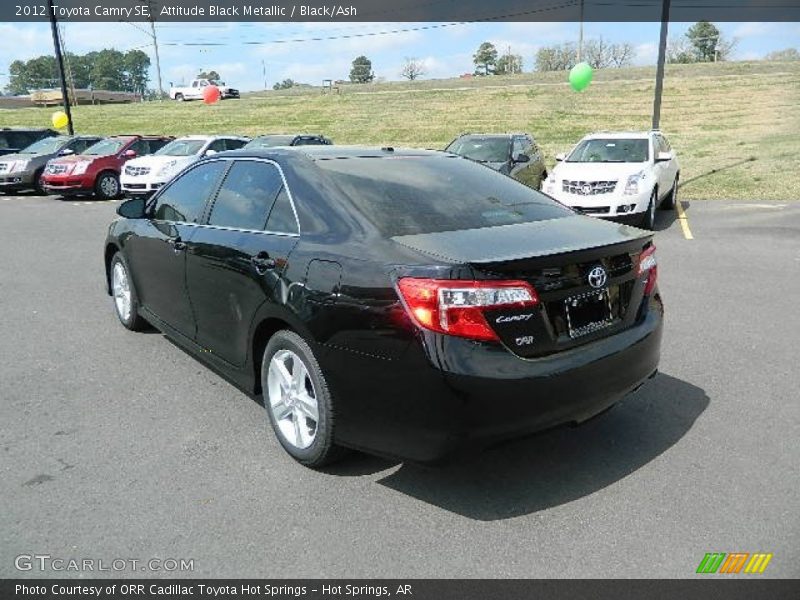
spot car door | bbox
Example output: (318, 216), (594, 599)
(652, 134), (673, 196)
(125, 160), (229, 338)
(186, 159), (300, 367)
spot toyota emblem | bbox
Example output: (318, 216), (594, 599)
(587, 265), (608, 289)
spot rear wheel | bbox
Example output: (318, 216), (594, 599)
(110, 254), (147, 331)
(33, 168), (46, 195)
(640, 188), (657, 230)
(661, 175), (679, 210)
(175, 93), (184, 102)
(262, 330), (345, 468)
(95, 172), (120, 199)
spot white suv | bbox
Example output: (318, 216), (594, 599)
(120, 135), (249, 197)
(544, 130), (679, 230)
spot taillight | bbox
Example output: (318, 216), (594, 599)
(638, 245), (658, 295)
(396, 278), (539, 342)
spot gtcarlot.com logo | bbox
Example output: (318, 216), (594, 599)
(15, 554), (194, 573)
(696, 552), (773, 574)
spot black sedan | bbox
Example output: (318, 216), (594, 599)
(105, 146), (663, 467)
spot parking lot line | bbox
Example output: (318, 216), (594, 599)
(675, 200), (694, 240)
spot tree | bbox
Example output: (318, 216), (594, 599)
(584, 37), (612, 69)
(400, 57), (426, 81)
(473, 42), (498, 76)
(272, 78), (296, 90)
(496, 53), (524, 75)
(609, 43), (634, 68)
(667, 36), (696, 64)
(198, 70), (221, 81)
(765, 47), (800, 61)
(535, 43), (577, 71)
(685, 21), (736, 62)
(124, 50), (151, 95)
(349, 56), (374, 83)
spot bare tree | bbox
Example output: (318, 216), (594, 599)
(667, 36), (696, 64)
(583, 37), (612, 69)
(765, 47), (800, 61)
(400, 57), (426, 81)
(496, 53), (524, 75)
(535, 42), (577, 71)
(609, 43), (634, 67)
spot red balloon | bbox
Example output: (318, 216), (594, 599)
(202, 85), (221, 104)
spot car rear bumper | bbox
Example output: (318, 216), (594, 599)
(324, 294), (664, 462)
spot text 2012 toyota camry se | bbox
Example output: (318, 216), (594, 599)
(104, 146), (663, 467)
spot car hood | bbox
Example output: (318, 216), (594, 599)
(552, 161), (648, 181)
(125, 155), (197, 169)
(48, 154), (101, 164)
(391, 215), (650, 265)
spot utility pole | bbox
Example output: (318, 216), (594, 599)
(577, 0), (584, 62)
(262, 60), (267, 90)
(652, 0), (671, 130)
(136, 0), (164, 99)
(47, 0), (74, 134)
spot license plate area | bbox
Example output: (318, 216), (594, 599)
(565, 289), (613, 338)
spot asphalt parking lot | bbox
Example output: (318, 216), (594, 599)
(1, 193), (798, 578)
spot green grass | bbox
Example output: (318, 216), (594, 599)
(2, 60), (798, 200)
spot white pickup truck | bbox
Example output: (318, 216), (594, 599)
(169, 79), (240, 101)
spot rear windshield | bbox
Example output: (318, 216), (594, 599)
(85, 139), (125, 156)
(245, 136), (295, 149)
(446, 136), (510, 163)
(317, 155), (571, 237)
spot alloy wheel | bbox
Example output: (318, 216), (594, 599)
(267, 349), (319, 450)
(112, 262), (131, 322)
(100, 175), (119, 198)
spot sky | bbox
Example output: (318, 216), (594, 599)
(0, 20), (798, 92)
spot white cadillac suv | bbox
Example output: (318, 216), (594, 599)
(544, 130), (680, 230)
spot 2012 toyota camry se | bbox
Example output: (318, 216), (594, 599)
(104, 146), (663, 467)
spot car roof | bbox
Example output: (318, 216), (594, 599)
(583, 131), (653, 139)
(277, 145), (439, 160)
(177, 134), (249, 141)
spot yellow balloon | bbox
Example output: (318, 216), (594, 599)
(52, 111), (69, 129)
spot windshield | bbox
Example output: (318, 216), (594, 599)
(567, 138), (649, 163)
(317, 155), (571, 237)
(84, 139), (125, 156)
(155, 139), (206, 156)
(18, 136), (69, 155)
(446, 136), (510, 163)
(245, 136), (295, 149)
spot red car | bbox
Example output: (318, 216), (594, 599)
(42, 135), (173, 199)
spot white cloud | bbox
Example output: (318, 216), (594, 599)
(633, 42), (659, 65)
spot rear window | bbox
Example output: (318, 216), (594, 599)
(317, 155), (571, 237)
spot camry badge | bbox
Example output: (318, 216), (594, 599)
(587, 266), (608, 289)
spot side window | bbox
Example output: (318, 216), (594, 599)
(265, 187), (298, 234)
(0, 134), (9, 149)
(224, 138), (247, 151)
(128, 140), (150, 156)
(512, 137), (527, 159)
(149, 139), (170, 153)
(153, 161), (227, 223)
(293, 137), (319, 146)
(207, 161), (283, 231)
(206, 139), (227, 153)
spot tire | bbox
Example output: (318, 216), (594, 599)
(640, 188), (657, 230)
(33, 168), (46, 195)
(175, 93), (184, 102)
(95, 171), (120, 200)
(661, 175), (678, 210)
(110, 253), (147, 331)
(261, 330), (346, 468)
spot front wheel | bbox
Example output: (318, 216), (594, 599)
(95, 172), (120, 199)
(174, 93), (184, 102)
(262, 330), (346, 468)
(661, 175), (678, 210)
(110, 254), (147, 331)
(33, 169), (46, 195)
(640, 188), (657, 230)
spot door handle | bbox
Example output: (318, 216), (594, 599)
(168, 238), (186, 252)
(251, 252), (276, 273)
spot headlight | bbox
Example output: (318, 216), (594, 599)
(624, 170), (646, 195)
(72, 161), (91, 175)
(9, 160), (30, 173)
(157, 160), (178, 176)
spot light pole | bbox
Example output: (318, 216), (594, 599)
(652, 0), (671, 130)
(47, 0), (73, 134)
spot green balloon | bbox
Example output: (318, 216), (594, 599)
(569, 62), (594, 91)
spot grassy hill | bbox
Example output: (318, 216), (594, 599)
(2, 60), (798, 200)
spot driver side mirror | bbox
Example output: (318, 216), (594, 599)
(117, 197), (148, 219)
(122, 149), (137, 159)
(59, 148), (74, 156)
(656, 151), (673, 162)
(514, 153), (530, 164)
(555, 153), (566, 162)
